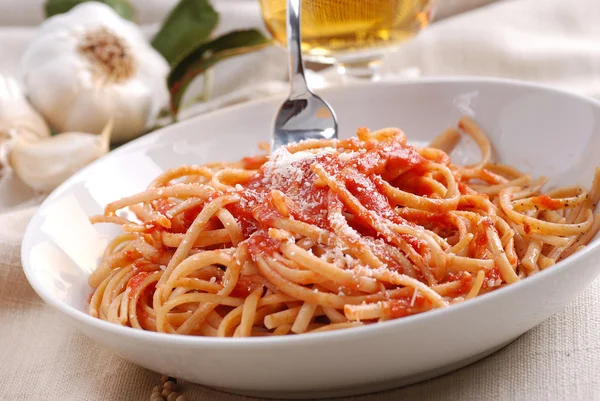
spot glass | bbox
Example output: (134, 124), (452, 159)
(259, 0), (437, 80)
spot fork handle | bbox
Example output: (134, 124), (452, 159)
(286, 0), (310, 99)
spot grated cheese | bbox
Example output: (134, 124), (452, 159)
(410, 288), (419, 307)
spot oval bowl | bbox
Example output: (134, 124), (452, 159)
(21, 78), (600, 399)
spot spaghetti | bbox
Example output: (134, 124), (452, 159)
(88, 116), (600, 337)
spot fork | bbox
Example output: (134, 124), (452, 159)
(270, 0), (338, 153)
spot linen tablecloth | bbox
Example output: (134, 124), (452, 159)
(1, 1), (600, 400)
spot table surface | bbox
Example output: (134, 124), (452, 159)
(2, 1), (600, 400)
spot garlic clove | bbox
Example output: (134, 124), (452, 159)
(22, 53), (82, 133)
(0, 74), (50, 142)
(65, 80), (152, 144)
(9, 119), (112, 192)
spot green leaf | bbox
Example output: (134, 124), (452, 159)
(151, 0), (219, 66)
(167, 29), (272, 117)
(44, 0), (135, 21)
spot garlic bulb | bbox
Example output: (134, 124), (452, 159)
(9, 120), (112, 192)
(21, 2), (169, 144)
(0, 74), (50, 142)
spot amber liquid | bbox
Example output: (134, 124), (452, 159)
(259, 0), (436, 63)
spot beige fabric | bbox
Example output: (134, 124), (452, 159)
(382, 0), (600, 98)
(2, 226), (599, 400)
(434, 0), (500, 20)
(2, 0), (600, 400)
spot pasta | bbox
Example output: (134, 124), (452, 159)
(88, 117), (600, 337)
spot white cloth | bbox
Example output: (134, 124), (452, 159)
(1, 1), (600, 400)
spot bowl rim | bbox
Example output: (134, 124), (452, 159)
(21, 76), (600, 348)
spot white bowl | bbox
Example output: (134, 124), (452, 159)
(22, 78), (600, 399)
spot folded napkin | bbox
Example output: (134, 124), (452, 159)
(1, 1), (600, 400)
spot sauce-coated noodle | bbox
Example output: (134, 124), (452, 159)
(88, 117), (600, 336)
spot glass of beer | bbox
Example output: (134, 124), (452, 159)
(258, 0), (437, 80)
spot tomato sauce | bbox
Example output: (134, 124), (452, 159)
(471, 230), (489, 259)
(127, 272), (153, 293)
(155, 198), (175, 216)
(246, 229), (283, 255)
(400, 234), (427, 255)
(426, 212), (454, 227)
(241, 155), (268, 170)
(229, 277), (258, 298)
(122, 249), (139, 262)
(383, 294), (428, 318)
(348, 218), (379, 238)
(127, 273), (156, 302)
(444, 271), (473, 297)
(481, 267), (501, 289)
(155, 133), (434, 260)
(345, 171), (397, 221)
(457, 182), (474, 195)
(532, 194), (563, 210)
(179, 202), (206, 227)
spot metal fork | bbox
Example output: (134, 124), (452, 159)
(270, 0), (338, 153)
